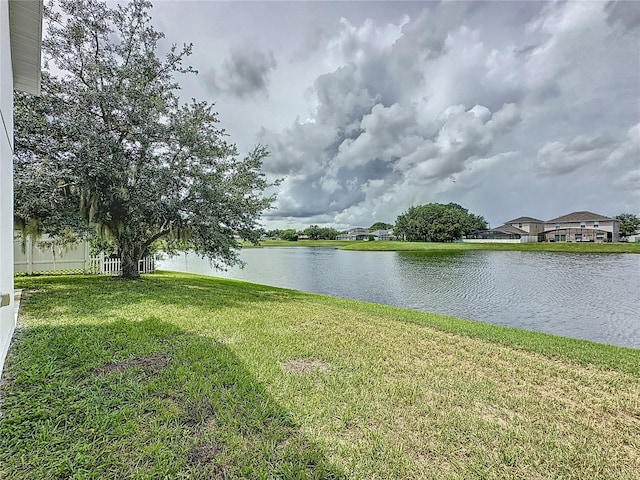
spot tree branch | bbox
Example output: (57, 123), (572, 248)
(142, 228), (171, 251)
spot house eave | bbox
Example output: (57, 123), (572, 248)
(9, 0), (43, 95)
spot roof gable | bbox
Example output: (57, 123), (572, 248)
(491, 224), (527, 235)
(546, 211), (615, 223)
(505, 216), (544, 224)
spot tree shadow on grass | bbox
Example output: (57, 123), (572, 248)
(0, 318), (345, 479)
(14, 273), (309, 324)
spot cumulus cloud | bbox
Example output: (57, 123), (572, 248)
(258, 2), (640, 224)
(153, 0), (638, 227)
(203, 46), (277, 99)
(535, 134), (617, 177)
(182, 1), (640, 227)
(606, 123), (640, 169)
(608, 124), (640, 192)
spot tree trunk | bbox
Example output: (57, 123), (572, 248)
(120, 244), (141, 280)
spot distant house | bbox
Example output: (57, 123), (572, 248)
(543, 211), (619, 243)
(466, 224), (528, 242)
(336, 227), (373, 241)
(504, 217), (545, 237)
(466, 212), (620, 243)
(465, 216), (543, 243)
(369, 229), (395, 241)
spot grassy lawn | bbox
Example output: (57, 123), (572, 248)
(2, 272), (639, 479)
(251, 239), (640, 254)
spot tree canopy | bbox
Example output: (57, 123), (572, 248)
(14, 0), (276, 278)
(394, 203), (487, 242)
(280, 229), (299, 241)
(369, 222), (393, 231)
(303, 225), (339, 240)
(616, 213), (640, 237)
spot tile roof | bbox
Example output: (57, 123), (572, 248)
(505, 216), (544, 224)
(491, 224), (527, 235)
(545, 211), (615, 223)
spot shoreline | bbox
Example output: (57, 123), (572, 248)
(249, 239), (640, 254)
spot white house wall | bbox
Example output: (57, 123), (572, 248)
(0, 0), (15, 373)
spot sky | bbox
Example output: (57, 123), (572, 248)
(148, 0), (639, 230)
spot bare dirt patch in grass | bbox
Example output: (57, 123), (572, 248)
(95, 353), (170, 375)
(188, 440), (220, 465)
(281, 358), (329, 374)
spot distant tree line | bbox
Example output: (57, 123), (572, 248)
(265, 226), (342, 241)
(266, 208), (638, 244)
(266, 203), (487, 243)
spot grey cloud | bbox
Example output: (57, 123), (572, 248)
(535, 133), (619, 177)
(605, 123), (640, 170)
(263, 96), (521, 222)
(292, 25), (332, 62)
(314, 65), (378, 125)
(567, 134), (616, 153)
(605, 1), (640, 31)
(258, 122), (337, 176)
(515, 44), (539, 58)
(398, 104), (520, 184)
(613, 168), (640, 191)
(203, 47), (277, 99)
(253, 1), (637, 227)
(395, 2), (469, 61)
(272, 171), (367, 219)
(149, 1), (638, 229)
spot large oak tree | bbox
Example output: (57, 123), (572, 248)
(14, 0), (276, 278)
(394, 203), (487, 242)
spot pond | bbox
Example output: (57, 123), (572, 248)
(158, 248), (640, 349)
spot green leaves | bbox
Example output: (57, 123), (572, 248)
(394, 203), (487, 242)
(615, 213), (640, 237)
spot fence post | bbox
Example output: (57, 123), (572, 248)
(84, 243), (90, 273)
(100, 252), (105, 275)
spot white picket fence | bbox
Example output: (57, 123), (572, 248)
(14, 235), (154, 275)
(89, 254), (155, 275)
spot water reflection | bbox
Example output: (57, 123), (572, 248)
(158, 248), (640, 348)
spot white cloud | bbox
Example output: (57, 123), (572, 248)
(535, 134), (617, 177)
(151, 1), (640, 229)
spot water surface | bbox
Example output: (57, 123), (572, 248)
(158, 248), (640, 348)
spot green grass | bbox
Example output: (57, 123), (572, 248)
(249, 239), (640, 254)
(2, 272), (639, 479)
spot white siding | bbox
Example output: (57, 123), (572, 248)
(0, 0), (15, 373)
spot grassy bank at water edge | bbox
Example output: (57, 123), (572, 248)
(250, 239), (640, 254)
(2, 272), (639, 479)
(341, 240), (640, 253)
